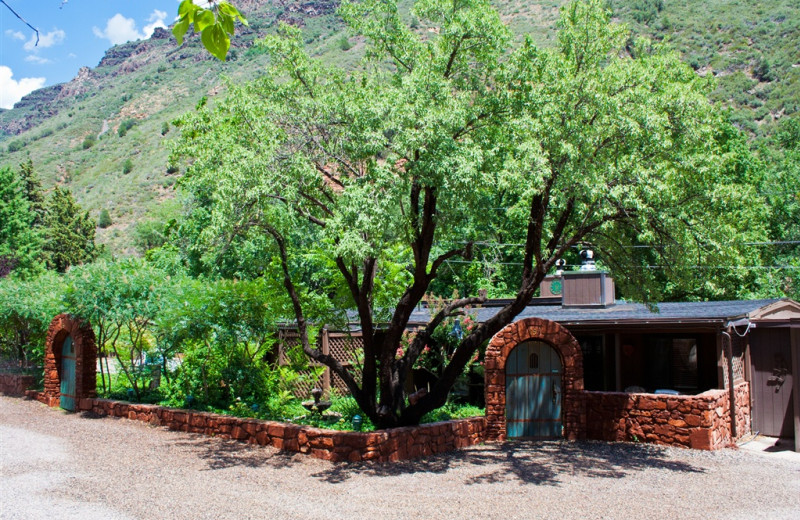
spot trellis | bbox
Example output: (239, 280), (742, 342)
(277, 329), (363, 397)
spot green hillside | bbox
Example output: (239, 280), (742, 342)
(0, 0), (797, 255)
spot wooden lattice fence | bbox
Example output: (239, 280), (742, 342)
(277, 329), (363, 397)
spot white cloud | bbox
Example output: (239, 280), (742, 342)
(24, 29), (65, 51)
(5, 30), (26, 41)
(93, 10), (169, 46)
(25, 55), (52, 65)
(0, 66), (45, 110)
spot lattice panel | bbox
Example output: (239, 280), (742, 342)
(277, 330), (364, 397)
(731, 334), (746, 384)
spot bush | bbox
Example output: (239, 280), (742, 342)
(161, 122), (170, 136)
(122, 158), (134, 174)
(98, 209), (112, 229)
(118, 119), (136, 138)
(6, 140), (25, 153)
(82, 135), (96, 149)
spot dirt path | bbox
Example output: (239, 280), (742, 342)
(1, 395), (798, 520)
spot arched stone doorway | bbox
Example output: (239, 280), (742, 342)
(484, 318), (585, 441)
(43, 314), (97, 410)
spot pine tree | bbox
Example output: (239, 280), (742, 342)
(0, 167), (42, 276)
(42, 187), (97, 272)
(17, 159), (46, 226)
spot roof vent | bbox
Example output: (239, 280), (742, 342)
(579, 248), (597, 271)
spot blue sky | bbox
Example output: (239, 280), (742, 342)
(0, 1), (185, 109)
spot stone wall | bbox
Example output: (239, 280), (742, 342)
(25, 391), (485, 462)
(584, 382), (750, 450)
(0, 373), (36, 396)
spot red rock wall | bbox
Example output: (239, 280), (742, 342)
(0, 373), (35, 396)
(24, 391), (485, 462)
(584, 382), (750, 450)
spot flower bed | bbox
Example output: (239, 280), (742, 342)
(25, 390), (486, 462)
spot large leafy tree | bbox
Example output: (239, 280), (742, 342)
(174, 0), (765, 428)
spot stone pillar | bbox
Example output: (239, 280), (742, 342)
(43, 314), (97, 407)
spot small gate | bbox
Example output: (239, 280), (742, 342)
(506, 340), (562, 438)
(59, 335), (76, 411)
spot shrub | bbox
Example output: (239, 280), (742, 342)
(98, 209), (112, 229)
(82, 135), (96, 149)
(161, 121), (170, 136)
(7, 140), (25, 153)
(118, 119), (136, 138)
(122, 158), (134, 174)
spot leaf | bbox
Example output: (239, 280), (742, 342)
(172, 17), (191, 45)
(219, 2), (249, 26)
(218, 12), (235, 36)
(201, 24), (231, 62)
(178, 0), (197, 20)
(194, 9), (216, 33)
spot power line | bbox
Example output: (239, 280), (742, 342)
(443, 259), (800, 270)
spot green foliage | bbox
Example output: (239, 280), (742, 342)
(81, 135), (97, 150)
(98, 209), (113, 229)
(173, 0), (248, 61)
(42, 187), (98, 273)
(0, 271), (65, 366)
(0, 166), (42, 277)
(122, 158), (134, 174)
(337, 35), (353, 51)
(161, 121), (170, 136)
(171, 0), (765, 428)
(6, 140), (25, 153)
(118, 119), (137, 138)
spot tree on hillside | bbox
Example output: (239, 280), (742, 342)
(17, 159), (46, 227)
(42, 187), (98, 273)
(173, 0), (765, 428)
(0, 167), (42, 278)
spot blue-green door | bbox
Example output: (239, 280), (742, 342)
(506, 340), (562, 438)
(60, 335), (76, 411)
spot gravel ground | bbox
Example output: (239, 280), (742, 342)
(1, 395), (799, 520)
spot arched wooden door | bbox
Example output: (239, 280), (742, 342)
(59, 335), (76, 411)
(506, 340), (562, 438)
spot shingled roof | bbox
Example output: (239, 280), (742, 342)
(407, 299), (782, 327)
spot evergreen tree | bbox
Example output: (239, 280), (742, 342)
(42, 187), (97, 272)
(17, 159), (46, 226)
(0, 167), (42, 276)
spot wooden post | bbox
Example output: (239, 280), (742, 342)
(614, 334), (621, 392)
(791, 327), (800, 453)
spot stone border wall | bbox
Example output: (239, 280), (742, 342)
(25, 391), (485, 462)
(584, 382), (751, 450)
(0, 373), (36, 396)
(484, 317), (585, 441)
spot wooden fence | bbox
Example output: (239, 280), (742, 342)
(277, 329), (363, 397)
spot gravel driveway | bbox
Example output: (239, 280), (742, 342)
(1, 395), (799, 520)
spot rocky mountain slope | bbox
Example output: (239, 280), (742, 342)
(0, 0), (797, 255)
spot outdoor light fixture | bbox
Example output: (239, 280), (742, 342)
(352, 414), (363, 431)
(127, 388), (135, 401)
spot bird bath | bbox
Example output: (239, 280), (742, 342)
(302, 387), (332, 415)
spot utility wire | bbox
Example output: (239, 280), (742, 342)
(0, 1), (38, 46)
